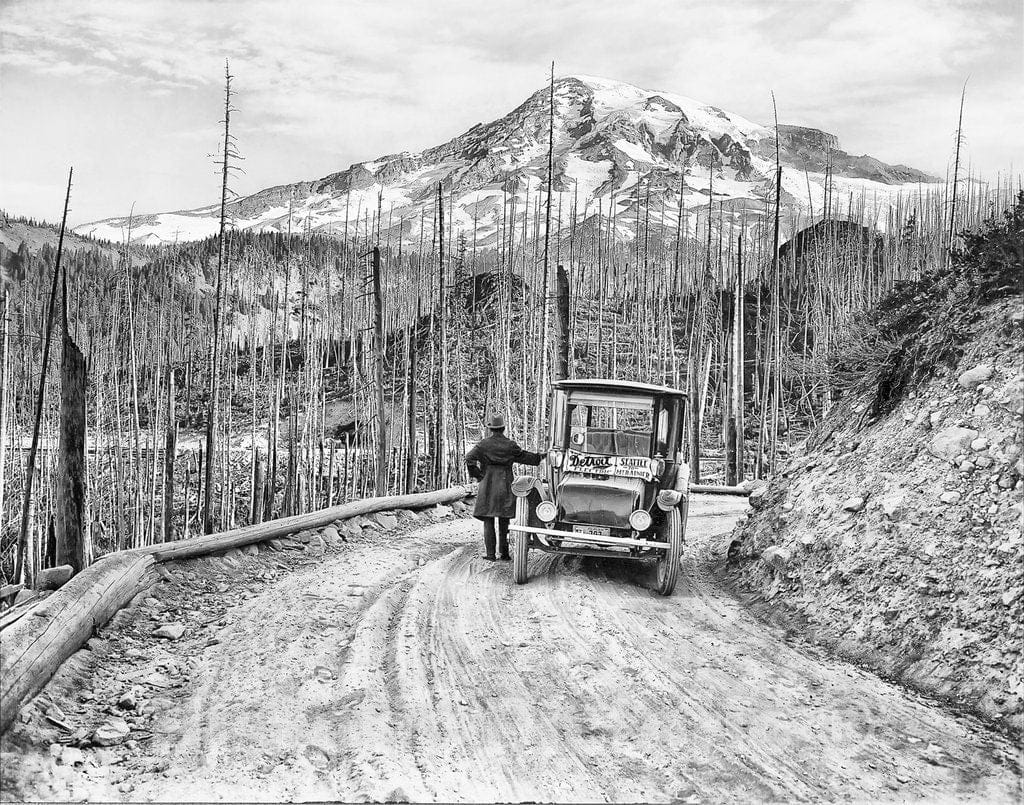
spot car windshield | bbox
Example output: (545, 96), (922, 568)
(567, 395), (653, 457)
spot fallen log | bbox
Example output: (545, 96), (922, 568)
(0, 553), (157, 735)
(135, 486), (470, 563)
(690, 484), (750, 496)
(0, 485), (470, 735)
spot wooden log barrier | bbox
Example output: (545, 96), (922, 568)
(0, 553), (157, 735)
(689, 484), (751, 496)
(0, 485), (471, 735)
(137, 486), (470, 563)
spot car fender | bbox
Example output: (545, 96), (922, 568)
(512, 475), (549, 501)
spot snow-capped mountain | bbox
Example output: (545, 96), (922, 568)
(76, 75), (940, 246)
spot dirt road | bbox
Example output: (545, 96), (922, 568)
(2, 497), (1020, 802)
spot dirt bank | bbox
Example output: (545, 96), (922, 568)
(728, 299), (1024, 735)
(2, 496), (1020, 802)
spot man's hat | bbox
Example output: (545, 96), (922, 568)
(485, 413), (506, 430)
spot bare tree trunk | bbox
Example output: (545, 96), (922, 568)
(539, 61), (556, 423)
(405, 319), (418, 494)
(947, 81), (967, 265)
(56, 271), (87, 573)
(769, 93), (783, 474)
(553, 264), (570, 381)
(16, 167), (72, 585)
(435, 183), (448, 486)
(733, 232), (745, 481)
(371, 246), (387, 496)
(163, 361), (176, 541)
(203, 61), (235, 534)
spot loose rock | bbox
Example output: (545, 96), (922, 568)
(749, 484), (770, 510)
(761, 546), (792, 570)
(958, 364), (993, 388)
(842, 496), (866, 513)
(939, 491), (962, 505)
(92, 717), (130, 746)
(929, 427), (980, 461)
(153, 622), (186, 641)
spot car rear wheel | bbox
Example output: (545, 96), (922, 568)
(655, 505), (683, 596)
(512, 496), (530, 584)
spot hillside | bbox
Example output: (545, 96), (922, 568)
(0, 216), (144, 267)
(74, 75), (941, 246)
(725, 200), (1024, 733)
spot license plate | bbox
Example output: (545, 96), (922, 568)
(573, 525), (610, 537)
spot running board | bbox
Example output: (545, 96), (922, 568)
(509, 523), (670, 550)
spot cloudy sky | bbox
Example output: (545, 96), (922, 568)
(1, 0), (1021, 225)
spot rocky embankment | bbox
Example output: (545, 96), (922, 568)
(728, 300), (1023, 733)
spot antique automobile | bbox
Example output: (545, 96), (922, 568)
(510, 379), (690, 596)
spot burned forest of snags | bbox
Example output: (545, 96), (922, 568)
(1, 51), (1023, 804)
(1, 72), (1018, 584)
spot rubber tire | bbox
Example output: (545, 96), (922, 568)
(655, 505), (683, 596)
(512, 496), (530, 585)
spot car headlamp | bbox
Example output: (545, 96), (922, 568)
(536, 501), (558, 523)
(657, 489), (683, 511)
(628, 509), (652, 532)
(546, 448), (564, 469)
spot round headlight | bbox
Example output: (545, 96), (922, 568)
(536, 501), (558, 523)
(628, 509), (652, 532)
(656, 489), (683, 511)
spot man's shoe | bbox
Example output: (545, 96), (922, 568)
(498, 554), (511, 561)
(482, 555), (497, 561)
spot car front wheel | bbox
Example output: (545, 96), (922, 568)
(655, 505), (683, 596)
(512, 496), (530, 584)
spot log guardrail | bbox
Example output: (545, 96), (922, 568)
(0, 485), (471, 735)
(689, 483), (752, 496)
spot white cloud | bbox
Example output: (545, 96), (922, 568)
(1, 0), (1020, 223)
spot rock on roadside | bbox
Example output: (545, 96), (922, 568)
(92, 717), (130, 746)
(153, 623), (186, 641)
(929, 427), (980, 462)
(761, 546), (792, 571)
(958, 364), (993, 388)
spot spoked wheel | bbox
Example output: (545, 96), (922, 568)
(512, 496), (530, 585)
(655, 504), (684, 596)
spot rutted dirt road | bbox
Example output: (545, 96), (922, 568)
(2, 497), (1020, 802)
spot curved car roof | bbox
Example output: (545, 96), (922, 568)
(553, 378), (686, 397)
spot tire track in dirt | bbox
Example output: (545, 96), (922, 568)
(3, 499), (1020, 803)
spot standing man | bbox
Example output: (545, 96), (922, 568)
(466, 414), (544, 561)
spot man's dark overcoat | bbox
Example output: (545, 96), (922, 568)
(466, 433), (543, 519)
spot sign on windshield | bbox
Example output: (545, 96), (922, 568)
(564, 450), (658, 481)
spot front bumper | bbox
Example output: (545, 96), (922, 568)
(508, 523), (669, 550)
